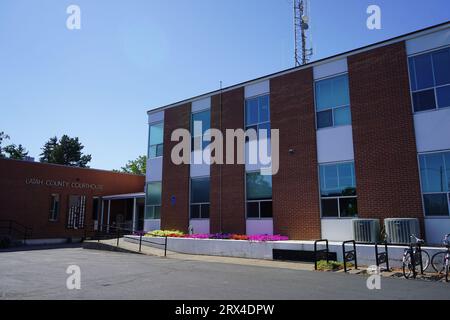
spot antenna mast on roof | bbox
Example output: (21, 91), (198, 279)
(294, 0), (313, 66)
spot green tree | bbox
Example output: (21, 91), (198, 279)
(0, 132), (10, 158)
(40, 135), (92, 167)
(4, 144), (29, 160)
(118, 155), (147, 175)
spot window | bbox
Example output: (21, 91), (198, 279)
(419, 151), (450, 216)
(190, 177), (210, 219)
(49, 194), (60, 221)
(315, 74), (351, 129)
(67, 195), (86, 229)
(319, 162), (357, 218)
(191, 110), (211, 150)
(246, 172), (272, 218)
(145, 182), (162, 219)
(148, 122), (164, 158)
(245, 94), (270, 138)
(409, 47), (450, 112)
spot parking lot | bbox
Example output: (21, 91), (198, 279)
(0, 246), (449, 300)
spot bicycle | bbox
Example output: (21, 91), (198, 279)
(402, 235), (430, 279)
(430, 233), (450, 282)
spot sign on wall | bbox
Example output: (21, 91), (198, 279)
(25, 178), (104, 191)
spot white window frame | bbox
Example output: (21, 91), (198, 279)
(314, 72), (351, 130)
(407, 45), (450, 114)
(189, 176), (210, 220)
(318, 160), (358, 219)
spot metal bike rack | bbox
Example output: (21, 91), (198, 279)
(314, 239), (329, 270)
(342, 240), (358, 273)
(409, 242), (424, 278)
(375, 241), (390, 272)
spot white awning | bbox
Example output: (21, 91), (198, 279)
(101, 192), (145, 200)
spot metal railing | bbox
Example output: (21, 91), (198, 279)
(0, 220), (32, 244)
(83, 223), (168, 257)
(314, 239), (329, 270)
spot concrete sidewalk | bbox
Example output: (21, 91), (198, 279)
(83, 238), (316, 272)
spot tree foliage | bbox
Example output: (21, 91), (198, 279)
(40, 135), (92, 167)
(118, 155), (147, 175)
(0, 132), (10, 158)
(4, 144), (29, 160)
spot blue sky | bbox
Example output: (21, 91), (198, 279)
(0, 0), (449, 170)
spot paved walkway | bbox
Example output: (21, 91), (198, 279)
(84, 238), (316, 272)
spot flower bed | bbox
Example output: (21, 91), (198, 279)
(143, 230), (288, 242)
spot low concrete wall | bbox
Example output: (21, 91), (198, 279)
(124, 235), (445, 268)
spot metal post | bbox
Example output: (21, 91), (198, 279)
(139, 234), (142, 252)
(418, 243), (424, 275)
(107, 200), (111, 233)
(410, 244), (417, 279)
(385, 242), (390, 271)
(132, 197), (137, 233)
(164, 236), (167, 257)
(353, 241), (358, 270)
(116, 227), (120, 247)
(100, 200), (105, 232)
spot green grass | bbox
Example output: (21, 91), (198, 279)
(316, 260), (353, 271)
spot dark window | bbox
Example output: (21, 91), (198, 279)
(190, 177), (210, 219)
(339, 198), (358, 217)
(191, 110), (211, 151)
(321, 199), (339, 217)
(246, 202), (260, 218)
(409, 48), (450, 112)
(190, 204), (201, 219)
(49, 194), (60, 221)
(92, 198), (99, 220)
(423, 194), (449, 216)
(260, 201), (273, 218)
(148, 122), (164, 158)
(317, 110), (333, 129)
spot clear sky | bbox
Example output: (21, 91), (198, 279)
(0, 0), (449, 170)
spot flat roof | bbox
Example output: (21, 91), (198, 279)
(147, 21), (450, 114)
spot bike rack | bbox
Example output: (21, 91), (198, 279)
(342, 240), (358, 273)
(375, 241), (390, 272)
(314, 239), (329, 270)
(409, 242), (424, 278)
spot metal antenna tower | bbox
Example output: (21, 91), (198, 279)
(294, 0), (313, 66)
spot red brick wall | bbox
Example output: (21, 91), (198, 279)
(210, 88), (246, 234)
(271, 68), (322, 239)
(348, 41), (424, 234)
(160, 103), (191, 232)
(0, 158), (145, 239)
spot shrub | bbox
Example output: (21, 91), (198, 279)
(316, 260), (353, 271)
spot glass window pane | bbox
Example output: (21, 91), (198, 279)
(317, 110), (333, 128)
(260, 201), (273, 218)
(190, 204), (201, 219)
(316, 75), (350, 111)
(156, 144), (164, 157)
(321, 199), (339, 217)
(201, 204), (210, 219)
(247, 202), (259, 218)
(419, 153), (447, 192)
(437, 85), (450, 109)
(413, 89), (436, 112)
(432, 48), (450, 86)
(246, 172), (272, 200)
(338, 162), (356, 190)
(149, 123), (164, 146)
(445, 152), (450, 192)
(258, 122), (271, 139)
(246, 98), (258, 126)
(423, 194), (449, 216)
(320, 165), (338, 196)
(408, 58), (417, 91)
(145, 206), (154, 219)
(339, 198), (358, 217)
(149, 145), (157, 158)
(259, 95), (270, 123)
(146, 182), (162, 206)
(333, 106), (351, 126)
(413, 53), (434, 90)
(192, 110), (210, 136)
(191, 178), (210, 203)
(154, 206), (161, 219)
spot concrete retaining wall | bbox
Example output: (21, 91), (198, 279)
(124, 235), (445, 268)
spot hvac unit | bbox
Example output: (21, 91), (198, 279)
(384, 218), (420, 244)
(352, 219), (380, 243)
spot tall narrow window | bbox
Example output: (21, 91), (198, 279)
(148, 122), (164, 158)
(190, 177), (210, 219)
(408, 47), (450, 112)
(49, 194), (60, 222)
(191, 110), (211, 150)
(315, 74), (351, 129)
(245, 94), (270, 137)
(419, 151), (450, 216)
(145, 182), (162, 219)
(319, 162), (357, 218)
(67, 195), (86, 229)
(246, 172), (272, 218)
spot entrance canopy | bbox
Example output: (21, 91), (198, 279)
(100, 192), (145, 232)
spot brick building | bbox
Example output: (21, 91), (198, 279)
(0, 158), (145, 242)
(143, 22), (450, 243)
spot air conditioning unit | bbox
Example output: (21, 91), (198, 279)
(384, 218), (420, 244)
(352, 219), (380, 243)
